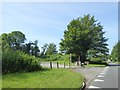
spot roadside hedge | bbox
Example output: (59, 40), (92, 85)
(89, 57), (108, 65)
(2, 50), (42, 74)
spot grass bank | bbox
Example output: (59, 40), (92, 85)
(2, 68), (84, 88)
(85, 64), (106, 67)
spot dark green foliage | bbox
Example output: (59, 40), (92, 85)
(111, 41), (120, 62)
(0, 31), (40, 57)
(1, 31), (43, 74)
(89, 57), (107, 65)
(2, 49), (42, 74)
(0, 31), (26, 51)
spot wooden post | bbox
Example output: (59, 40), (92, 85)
(69, 62), (70, 68)
(64, 62), (65, 68)
(57, 62), (59, 68)
(50, 61), (52, 69)
(77, 55), (80, 66)
(69, 53), (72, 68)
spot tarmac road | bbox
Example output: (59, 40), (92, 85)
(86, 65), (120, 90)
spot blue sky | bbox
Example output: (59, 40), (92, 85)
(1, 2), (118, 53)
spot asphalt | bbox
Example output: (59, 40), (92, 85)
(73, 66), (104, 83)
(85, 66), (120, 90)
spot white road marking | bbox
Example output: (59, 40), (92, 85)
(98, 75), (104, 77)
(94, 79), (104, 82)
(100, 72), (106, 74)
(89, 85), (100, 88)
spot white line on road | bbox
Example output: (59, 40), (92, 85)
(89, 85), (100, 88)
(94, 79), (104, 82)
(98, 75), (104, 77)
(100, 72), (106, 75)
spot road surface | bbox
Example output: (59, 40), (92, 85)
(86, 65), (120, 90)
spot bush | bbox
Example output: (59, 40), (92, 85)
(89, 57), (107, 65)
(44, 54), (70, 61)
(2, 50), (42, 74)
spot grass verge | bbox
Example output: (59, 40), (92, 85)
(85, 64), (106, 67)
(2, 68), (84, 88)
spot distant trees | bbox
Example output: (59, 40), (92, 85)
(41, 43), (48, 56)
(111, 41), (120, 62)
(0, 31), (40, 57)
(46, 43), (57, 55)
(41, 43), (57, 56)
(22, 41), (40, 57)
(60, 14), (109, 64)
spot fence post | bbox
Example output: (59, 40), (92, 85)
(69, 62), (70, 68)
(64, 62), (65, 68)
(57, 62), (59, 68)
(50, 61), (52, 69)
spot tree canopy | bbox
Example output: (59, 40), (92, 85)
(1, 31), (26, 50)
(0, 31), (40, 57)
(60, 14), (109, 63)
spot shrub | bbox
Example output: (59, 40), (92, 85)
(44, 54), (70, 61)
(2, 50), (42, 74)
(89, 57), (107, 65)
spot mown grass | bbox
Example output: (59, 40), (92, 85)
(0, 76), (1, 90)
(2, 68), (84, 88)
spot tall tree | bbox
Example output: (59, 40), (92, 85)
(60, 14), (109, 64)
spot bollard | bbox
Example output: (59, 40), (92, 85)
(69, 62), (70, 68)
(64, 62), (65, 68)
(50, 61), (52, 69)
(57, 62), (59, 68)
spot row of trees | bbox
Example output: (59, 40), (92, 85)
(1, 31), (40, 57)
(59, 14), (109, 65)
(1, 31), (58, 73)
(1, 31), (57, 57)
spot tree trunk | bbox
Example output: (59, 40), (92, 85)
(81, 52), (86, 65)
(77, 55), (80, 66)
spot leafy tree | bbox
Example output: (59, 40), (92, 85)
(0, 31), (26, 51)
(46, 43), (57, 55)
(9, 31), (26, 50)
(60, 14), (109, 65)
(111, 41), (120, 62)
(22, 40), (40, 57)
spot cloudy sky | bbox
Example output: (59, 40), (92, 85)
(1, 2), (118, 53)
